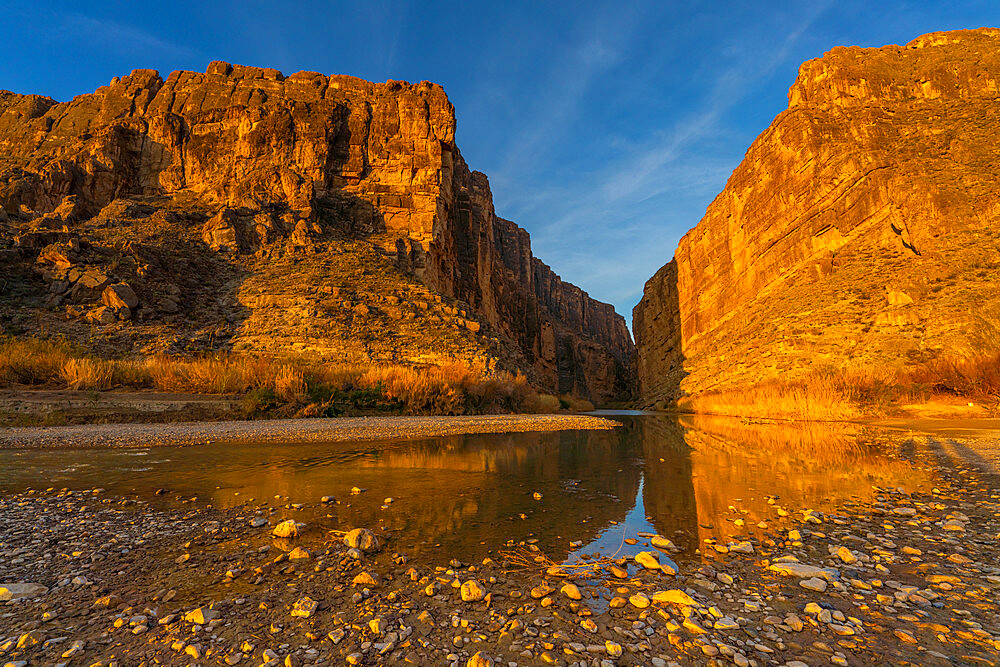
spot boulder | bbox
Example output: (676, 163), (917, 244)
(102, 283), (139, 310)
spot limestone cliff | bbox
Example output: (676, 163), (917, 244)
(0, 63), (633, 401)
(634, 28), (1000, 406)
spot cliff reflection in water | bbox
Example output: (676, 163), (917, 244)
(632, 415), (935, 554)
(0, 415), (935, 563)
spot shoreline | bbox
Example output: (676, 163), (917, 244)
(0, 413), (619, 449)
(1, 426), (998, 665)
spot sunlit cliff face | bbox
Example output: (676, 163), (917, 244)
(634, 28), (1000, 406)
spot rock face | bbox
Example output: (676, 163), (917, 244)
(0, 63), (633, 400)
(634, 28), (1000, 405)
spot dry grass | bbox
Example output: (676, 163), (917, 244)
(60, 358), (114, 390)
(0, 337), (73, 385)
(681, 355), (1000, 421)
(905, 351), (1000, 402)
(680, 367), (917, 421)
(354, 362), (532, 415)
(0, 337), (578, 416)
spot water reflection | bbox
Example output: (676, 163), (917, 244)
(0, 415), (936, 563)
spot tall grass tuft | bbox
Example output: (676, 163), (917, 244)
(0, 337), (73, 385)
(60, 358), (114, 390)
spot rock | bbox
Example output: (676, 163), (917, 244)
(184, 606), (220, 624)
(635, 550), (677, 574)
(343, 527), (380, 552)
(561, 583), (582, 600)
(714, 616), (739, 630)
(650, 589), (697, 606)
(728, 541), (753, 554)
(768, 562), (836, 581)
(159, 297), (179, 313)
(605, 641), (623, 658)
(799, 577), (828, 592)
(633, 28), (1000, 403)
(102, 282), (139, 310)
(651, 535), (677, 551)
(77, 268), (109, 290)
(272, 520), (298, 538)
(61, 639), (85, 658)
(352, 571), (379, 587)
(942, 519), (966, 531)
(0, 583), (48, 601)
(629, 592), (650, 608)
(288, 547), (311, 560)
(0, 66), (634, 402)
(250, 517), (268, 528)
(16, 630), (45, 649)
(467, 652), (494, 667)
(836, 546), (857, 564)
(291, 596), (318, 618)
(87, 306), (117, 325)
(460, 580), (486, 602)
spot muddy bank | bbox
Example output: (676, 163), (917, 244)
(0, 414), (619, 449)
(1, 430), (999, 666)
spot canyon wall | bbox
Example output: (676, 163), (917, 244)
(0, 63), (633, 400)
(634, 28), (1000, 406)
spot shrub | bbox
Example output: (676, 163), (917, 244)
(243, 386), (280, 417)
(273, 364), (306, 401)
(527, 393), (562, 413)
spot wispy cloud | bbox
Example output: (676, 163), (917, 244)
(489, 7), (641, 179)
(41, 10), (201, 61)
(484, 3), (833, 321)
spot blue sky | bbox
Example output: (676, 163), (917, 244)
(1, 1), (997, 325)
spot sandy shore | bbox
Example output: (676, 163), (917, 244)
(0, 413), (619, 449)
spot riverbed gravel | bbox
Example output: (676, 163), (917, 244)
(0, 414), (619, 449)
(1, 433), (999, 666)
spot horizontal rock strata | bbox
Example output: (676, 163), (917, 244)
(634, 28), (1000, 406)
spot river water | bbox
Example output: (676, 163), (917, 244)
(0, 413), (938, 566)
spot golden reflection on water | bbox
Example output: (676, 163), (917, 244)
(0, 415), (937, 562)
(653, 415), (936, 549)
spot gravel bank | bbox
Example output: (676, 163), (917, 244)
(1, 432), (999, 666)
(0, 414), (619, 449)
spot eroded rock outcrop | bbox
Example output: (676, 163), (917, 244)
(634, 28), (1000, 406)
(0, 62), (633, 400)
